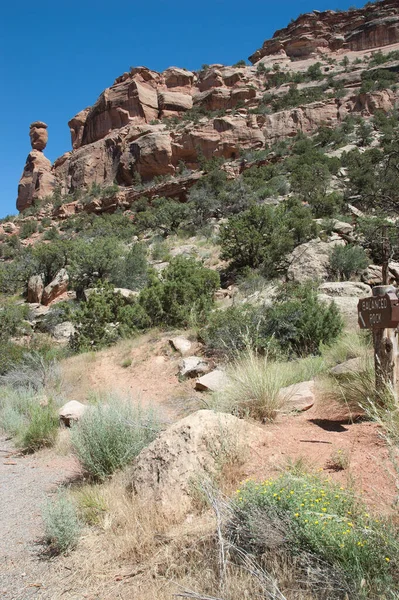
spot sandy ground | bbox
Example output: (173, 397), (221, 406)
(0, 440), (79, 599)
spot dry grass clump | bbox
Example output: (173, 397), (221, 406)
(211, 350), (325, 421)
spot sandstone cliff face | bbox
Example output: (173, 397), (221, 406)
(16, 0), (399, 214)
(249, 0), (399, 63)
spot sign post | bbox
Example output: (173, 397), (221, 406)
(358, 285), (399, 401)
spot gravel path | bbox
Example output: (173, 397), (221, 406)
(0, 437), (79, 599)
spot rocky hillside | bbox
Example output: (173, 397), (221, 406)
(16, 0), (399, 216)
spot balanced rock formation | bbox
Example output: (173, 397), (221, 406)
(16, 122), (56, 212)
(15, 0), (399, 214)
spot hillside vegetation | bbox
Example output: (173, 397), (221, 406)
(2, 1), (399, 598)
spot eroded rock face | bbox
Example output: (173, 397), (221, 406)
(16, 0), (399, 214)
(249, 0), (399, 63)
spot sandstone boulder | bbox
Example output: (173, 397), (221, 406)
(131, 410), (263, 518)
(318, 294), (360, 329)
(59, 400), (88, 427)
(169, 337), (193, 356)
(287, 237), (345, 282)
(51, 322), (76, 343)
(27, 274), (45, 304)
(158, 91), (193, 113)
(330, 357), (364, 378)
(41, 269), (69, 306)
(279, 380), (315, 412)
(179, 356), (210, 378)
(29, 121), (48, 151)
(195, 370), (230, 392)
(163, 67), (195, 88)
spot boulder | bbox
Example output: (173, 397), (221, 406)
(169, 337), (193, 356)
(29, 121), (48, 151)
(279, 380), (315, 412)
(179, 356), (210, 378)
(84, 287), (138, 301)
(287, 237), (345, 283)
(114, 288), (139, 300)
(361, 264), (399, 286)
(195, 370), (229, 392)
(27, 303), (50, 323)
(163, 67), (195, 88)
(51, 322), (76, 343)
(131, 410), (263, 518)
(41, 269), (69, 306)
(330, 357), (364, 377)
(158, 91), (193, 113)
(318, 282), (371, 298)
(59, 400), (88, 427)
(318, 294), (360, 329)
(27, 274), (45, 304)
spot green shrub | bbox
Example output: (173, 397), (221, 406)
(0, 388), (59, 452)
(70, 398), (160, 480)
(19, 220), (38, 239)
(0, 302), (29, 342)
(71, 283), (131, 351)
(69, 237), (124, 295)
(219, 201), (317, 275)
(18, 401), (59, 452)
(140, 257), (220, 328)
(201, 305), (274, 359)
(135, 198), (190, 236)
(264, 284), (343, 356)
(228, 473), (399, 595)
(0, 342), (26, 376)
(42, 491), (81, 554)
(203, 284), (342, 358)
(329, 245), (369, 280)
(360, 68), (397, 93)
(112, 243), (148, 290)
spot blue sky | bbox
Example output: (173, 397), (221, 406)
(0, 0), (366, 218)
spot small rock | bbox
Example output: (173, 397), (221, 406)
(169, 336), (192, 356)
(59, 401), (88, 427)
(330, 357), (363, 377)
(180, 356), (210, 378)
(279, 380), (315, 412)
(195, 370), (229, 392)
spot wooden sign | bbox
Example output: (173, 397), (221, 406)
(358, 292), (399, 330)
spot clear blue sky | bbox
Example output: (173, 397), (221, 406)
(0, 0), (366, 218)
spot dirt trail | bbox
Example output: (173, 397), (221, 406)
(0, 438), (78, 599)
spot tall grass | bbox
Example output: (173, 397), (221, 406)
(0, 387), (59, 452)
(211, 350), (326, 421)
(70, 396), (161, 480)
